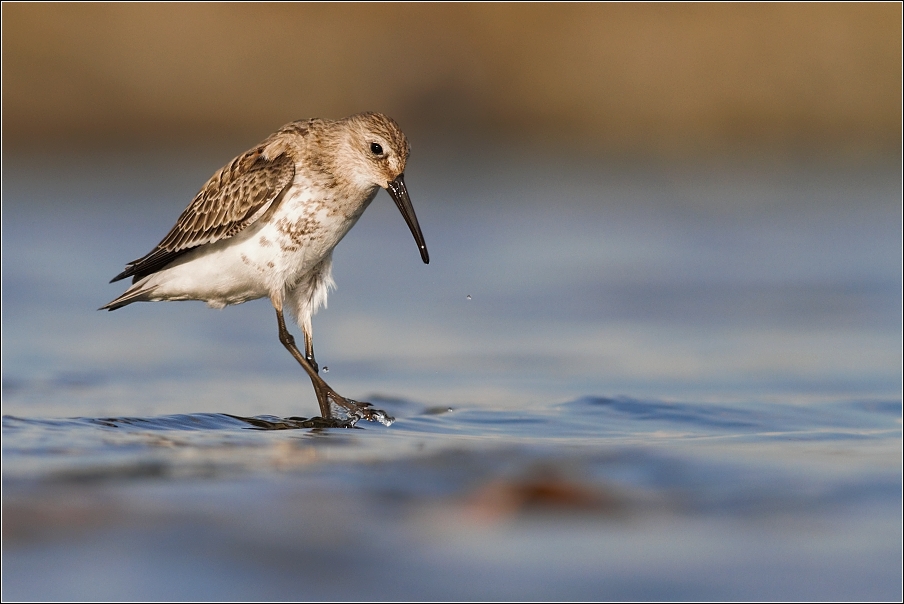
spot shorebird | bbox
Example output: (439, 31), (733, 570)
(102, 112), (429, 426)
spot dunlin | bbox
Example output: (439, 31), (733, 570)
(102, 112), (429, 426)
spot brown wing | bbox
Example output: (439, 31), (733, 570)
(110, 148), (295, 283)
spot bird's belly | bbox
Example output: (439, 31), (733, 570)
(144, 207), (360, 308)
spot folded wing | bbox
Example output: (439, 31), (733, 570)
(111, 149), (295, 283)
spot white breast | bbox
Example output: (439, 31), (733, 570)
(138, 180), (376, 309)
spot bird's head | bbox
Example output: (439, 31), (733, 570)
(337, 112), (428, 264)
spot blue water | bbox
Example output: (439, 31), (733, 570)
(2, 149), (901, 600)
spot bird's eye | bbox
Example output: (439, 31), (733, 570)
(370, 142), (383, 155)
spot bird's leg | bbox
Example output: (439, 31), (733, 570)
(275, 308), (332, 417)
(275, 308), (394, 426)
(302, 322), (319, 374)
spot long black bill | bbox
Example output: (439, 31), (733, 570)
(386, 174), (429, 264)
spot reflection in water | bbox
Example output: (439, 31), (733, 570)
(1, 396), (901, 600)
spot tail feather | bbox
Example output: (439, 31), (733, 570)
(100, 283), (159, 311)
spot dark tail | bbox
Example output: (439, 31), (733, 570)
(99, 284), (158, 311)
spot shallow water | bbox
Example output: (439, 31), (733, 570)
(2, 149), (901, 600)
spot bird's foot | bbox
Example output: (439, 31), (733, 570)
(286, 416), (358, 429)
(237, 415), (355, 429)
(325, 391), (395, 427)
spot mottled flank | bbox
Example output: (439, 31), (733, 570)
(102, 112), (428, 423)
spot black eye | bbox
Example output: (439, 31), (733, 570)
(370, 142), (383, 155)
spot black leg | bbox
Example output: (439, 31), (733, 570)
(303, 327), (319, 374)
(275, 308), (332, 417)
(274, 308), (395, 426)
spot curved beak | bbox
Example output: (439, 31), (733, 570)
(386, 174), (429, 264)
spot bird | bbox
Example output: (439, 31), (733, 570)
(102, 112), (429, 426)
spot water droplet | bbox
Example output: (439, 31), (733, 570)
(323, 366), (329, 373)
(466, 295), (471, 300)
(372, 410), (395, 427)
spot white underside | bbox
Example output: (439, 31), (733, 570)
(119, 183), (376, 327)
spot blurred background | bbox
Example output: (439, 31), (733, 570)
(3, 3), (900, 156)
(2, 4), (901, 601)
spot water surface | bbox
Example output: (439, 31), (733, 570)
(2, 150), (901, 600)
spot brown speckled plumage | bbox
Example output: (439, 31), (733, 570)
(103, 112), (428, 426)
(112, 150), (296, 283)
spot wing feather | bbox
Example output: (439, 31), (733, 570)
(110, 148), (295, 283)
